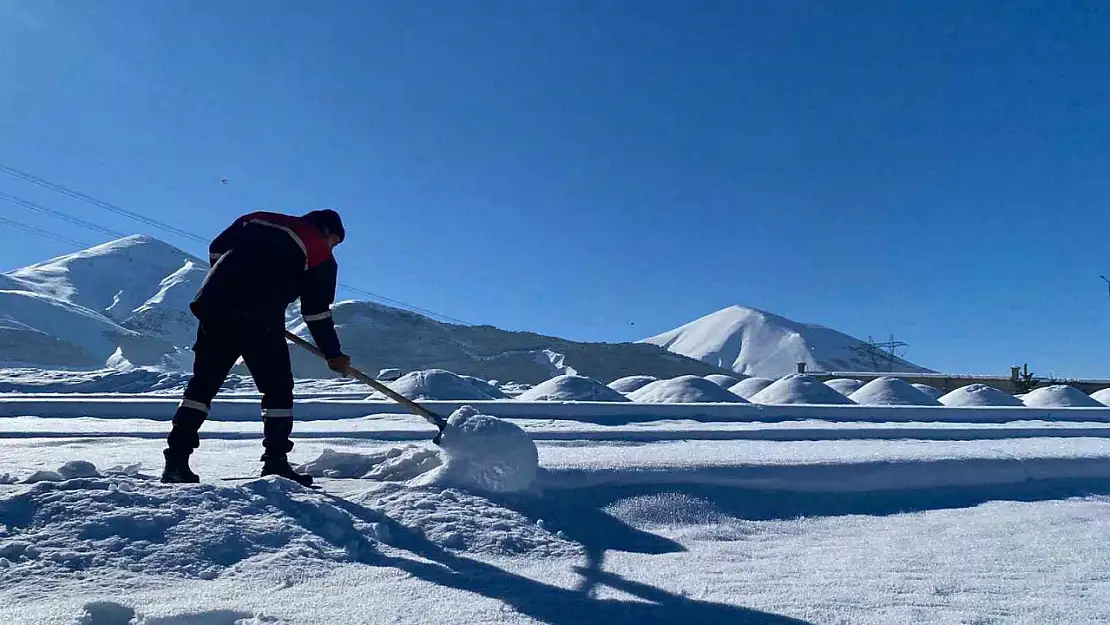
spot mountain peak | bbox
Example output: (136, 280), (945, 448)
(640, 304), (931, 377)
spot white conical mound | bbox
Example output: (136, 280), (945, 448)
(704, 373), (744, 388)
(607, 375), (659, 394)
(938, 384), (1024, 407)
(728, 377), (774, 399)
(628, 375), (748, 403)
(912, 384), (944, 401)
(750, 374), (856, 405)
(824, 378), (863, 396)
(516, 375), (629, 402)
(1090, 388), (1110, 406)
(1021, 385), (1104, 408)
(848, 377), (940, 406)
(387, 369), (495, 401)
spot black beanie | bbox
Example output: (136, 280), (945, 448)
(303, 209), (345, 242)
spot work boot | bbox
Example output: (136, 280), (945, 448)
(261, 457), (314, 487)
(162, 404), (207, 483)
(161, 449), (200, 483)
(260, 417), (313, 487)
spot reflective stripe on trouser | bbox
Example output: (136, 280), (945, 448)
(261, 407), (294, 418)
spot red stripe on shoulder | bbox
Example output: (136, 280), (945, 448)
(240, 212), (334, 268)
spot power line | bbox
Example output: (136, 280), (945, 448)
(0, 163), (208, 244)
(0, 163), (471, 325)
(0, 214), (88, 248)
(0, 189), (127, 239)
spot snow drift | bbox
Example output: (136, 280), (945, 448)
(515, 374), (629, 402)
(750, 374), (856, 405)
(628, 375), (747, 403)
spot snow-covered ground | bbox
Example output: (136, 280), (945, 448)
(3, 395), (1110, 624)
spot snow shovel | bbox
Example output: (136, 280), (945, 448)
(284, 331), (448, 444)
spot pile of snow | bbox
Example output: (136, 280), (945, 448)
(824, 378), (864, 396)
(305, 407), (539, 494)
(913, 383), (944, 400)
(704, 373), (744, 388)
(299, 446), (443, 481)
(385, 369), (496, 401)
(728, 377), (775, 399)
(1021, 385), (1105, 408)
(607, 375), (658, 393)
(0, 475), (384, 581)
(628, 375), (747, 403)
(459, 375), (508, 399)
(515, 374), (629, 402)
(938, 384), (1025, 407)
(641, 304), (932, 377)
(498, 381), (533, 397)
(418, 406), (539, 494)
(848, 377), (941, 406)
(750, 374), (856, 405)
(1091, 388), (1110, 406)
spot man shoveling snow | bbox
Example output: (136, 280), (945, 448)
(162, 209), (351, 486)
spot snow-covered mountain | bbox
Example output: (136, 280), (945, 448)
(286, 299), (728, 383)
(0, 236), (187, 367)
(641, 305), (932, 378)
(1, 236), (730, 383)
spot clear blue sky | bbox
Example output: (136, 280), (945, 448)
(1, 1), (1108, 378)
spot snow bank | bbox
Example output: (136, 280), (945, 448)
(0, 475), (385, 581)
(728, 377), (774, 399)
(913, 383), (944, 400)
(628, 375), (747, 403)
(515, 374), (629, 402)
(939, 384), (1024, 407)
(703, 374), (743, 388)
(607, 375), (658, 393)
(750, 374), (856, 405)
(1021, 385), (1104, 408)
(386, 369), (495, 401)
(848, 377), (941, 406)
(824, 378), (863, 396)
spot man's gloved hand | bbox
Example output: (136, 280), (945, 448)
(327, 354), (351, 376)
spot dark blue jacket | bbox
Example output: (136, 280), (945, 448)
(191, 211), (343, 358)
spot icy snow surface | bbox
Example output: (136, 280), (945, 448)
(1021, 385), (1104, 408)
(750, 374), (856, 405)
(515, 375), (629, 402)
(848, 376), (941, 406)
(939, 384), (1025, 407)
(627, 375), (747, 403)
(4, 391), (1110, 623)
